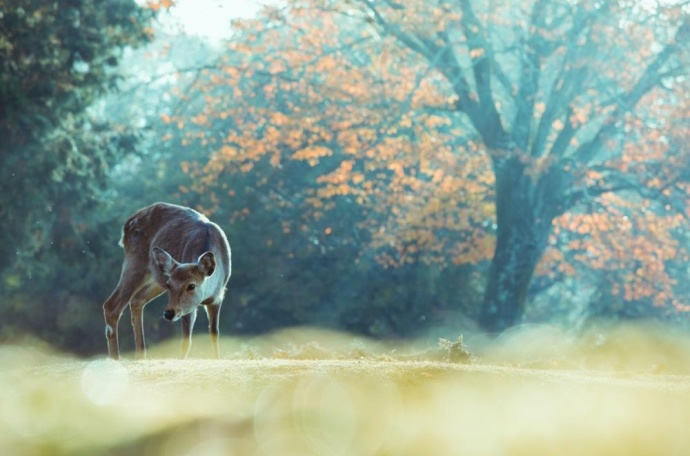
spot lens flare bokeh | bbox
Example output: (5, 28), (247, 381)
(2, 324), (690, 456)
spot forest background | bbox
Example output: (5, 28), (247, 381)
(1, 0), (689, 355)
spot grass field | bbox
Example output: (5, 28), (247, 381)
(2, 323), (690, 456)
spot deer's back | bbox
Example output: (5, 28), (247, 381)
(121, 203), (231, 285)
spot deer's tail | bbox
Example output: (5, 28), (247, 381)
(119, 210), (146, 249)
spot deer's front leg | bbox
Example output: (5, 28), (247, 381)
(205, 303), (222, 359)
(130, 283), (164, 360)
(181, 309), (197, 359)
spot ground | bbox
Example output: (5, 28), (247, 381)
(2, 324), (690, 456)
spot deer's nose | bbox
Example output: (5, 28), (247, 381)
(164, 309), (175, 321)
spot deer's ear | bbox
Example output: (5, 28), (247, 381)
(197, 251), (216, 277)
(152, 247), (175, 277)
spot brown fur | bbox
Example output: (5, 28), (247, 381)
(103, 202), (231, 359)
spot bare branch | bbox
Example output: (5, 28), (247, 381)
(571, 17), (690, 164)
(529, 7), (598, 158)
(513, 0), (553, 152)
(457, 0), (508, 145)
(359, 0), (431, 57)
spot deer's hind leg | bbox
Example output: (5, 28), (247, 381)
(130, 281), (164, 360)
(103, 258), (149, 360)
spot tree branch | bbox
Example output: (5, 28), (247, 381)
(360, 0), (430, 57)
(529, 6), (598, 158)
(457, 0), (508, 147)
(559, 163), (690, 216)
(571, 17), (690, 164)
(513, 0), (553, 152)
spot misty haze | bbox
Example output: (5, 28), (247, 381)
(1, 1), (689, 455)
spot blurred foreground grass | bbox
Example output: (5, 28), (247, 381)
(3, 323), (690, 456)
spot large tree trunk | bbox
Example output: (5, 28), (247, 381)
(477, 159), (557, 333)
(478, 223), (547, 332)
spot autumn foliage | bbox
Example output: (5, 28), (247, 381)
(166, 0), (690, 329)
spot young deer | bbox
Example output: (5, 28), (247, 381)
(103, 202), (231, 359)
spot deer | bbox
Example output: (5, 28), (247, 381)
(103, 202), (231, 360)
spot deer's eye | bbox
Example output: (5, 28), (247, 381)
(187, 283), (196, 292)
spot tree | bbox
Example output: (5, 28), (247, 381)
(0, 0), (156, 278)
(0, 0), (162, 350)
(173, 0), (690, 332)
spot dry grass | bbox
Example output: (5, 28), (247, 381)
(3, 323), (690, 456)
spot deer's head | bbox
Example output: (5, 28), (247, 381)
(152, 247), (216, 321)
